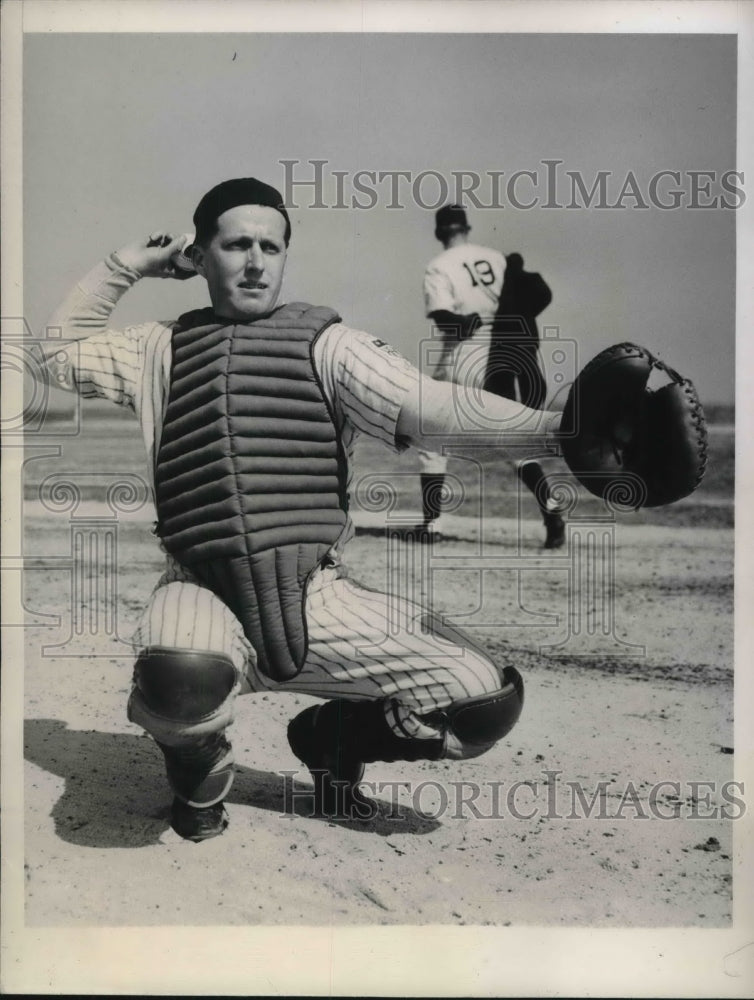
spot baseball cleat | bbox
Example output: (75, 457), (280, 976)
(307, 770), (376, 822)
(169, 797), (229, 842)
(287, 705), (375, 821)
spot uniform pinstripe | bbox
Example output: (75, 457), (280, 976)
(46, 257), (502, 743)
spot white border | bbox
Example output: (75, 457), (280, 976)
(3, 1), (753, 996)
(18, 0), (750, 35)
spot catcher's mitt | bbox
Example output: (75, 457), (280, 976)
(559, 343), (707, 508)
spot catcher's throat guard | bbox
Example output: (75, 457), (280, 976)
(559, 342), (707, 509)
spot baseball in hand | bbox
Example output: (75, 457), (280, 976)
(169, 234), (198, 279)
(146, 231), (198, 280)
(116, 232), (195, 279)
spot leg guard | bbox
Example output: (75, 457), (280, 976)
(157, 733), (234, 808)
(127, 646), (239, 807)
(440, 665), (525, 759)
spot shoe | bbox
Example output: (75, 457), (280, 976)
(419, 516), (445, 542)
(543, 512), (565, 549)
(287, 705), (375, 821)
(307, 769), (376, 821)
(170, 797), (229, 842)
(288, 700), (443, 820)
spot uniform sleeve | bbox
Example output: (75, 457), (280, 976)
(45, 254), (143, 334)
(423, 262), (456, 316)
(41, 255), (170, 411)
(45, 325), (153, 410)
(315, 324), (420, 451)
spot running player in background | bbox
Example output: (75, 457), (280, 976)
(419, 205), (565, 548)
(34, 178), (564, 842)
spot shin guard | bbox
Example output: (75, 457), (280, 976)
(442, 665), (524, 758)
(127, 646), (239, 806)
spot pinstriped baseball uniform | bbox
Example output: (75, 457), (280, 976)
(420, 243), (507, 475)
(45, 256), (502, 744)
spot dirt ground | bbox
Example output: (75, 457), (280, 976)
(19, 501), (735, 931)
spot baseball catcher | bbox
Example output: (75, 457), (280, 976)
(35, 177), (707, 842)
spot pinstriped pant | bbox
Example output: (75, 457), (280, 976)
(131, 561), (502, 745)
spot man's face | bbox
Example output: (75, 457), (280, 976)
(193, 205), (288, 321)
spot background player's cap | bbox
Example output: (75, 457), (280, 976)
(435, 204), (469, 230)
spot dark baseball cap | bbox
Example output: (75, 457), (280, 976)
(435, 204), (469, 230)
(193, 177), (292, 245)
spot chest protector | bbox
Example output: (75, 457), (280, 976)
(154, 302), (348, 682)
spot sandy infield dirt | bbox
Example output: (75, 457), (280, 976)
(21, 482), (734, 929)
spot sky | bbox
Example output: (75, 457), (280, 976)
(23, 31), (738, 403)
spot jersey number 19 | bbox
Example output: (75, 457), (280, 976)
(462, 260), (496, 287)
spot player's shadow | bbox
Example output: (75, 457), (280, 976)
(23, 719), (440, 848)
(355, 524), (461, 542)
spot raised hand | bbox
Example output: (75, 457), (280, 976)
(114, 232), (195, 279)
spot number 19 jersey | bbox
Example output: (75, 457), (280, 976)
(422, 242), (507, 388)
(423, 242), (507, 329)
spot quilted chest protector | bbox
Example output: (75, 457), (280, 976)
(154, 302), (348, 681)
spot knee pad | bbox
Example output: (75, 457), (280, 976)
(158, 734), (235, 808)
(445, 666), (524, 759)
(128, 646), (239, 744)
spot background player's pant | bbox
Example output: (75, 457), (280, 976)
(417, 450), (559, 528)
(418, 450), (450, 525)
(130, 564), (509, 759)
(417, 448), (448, 477)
